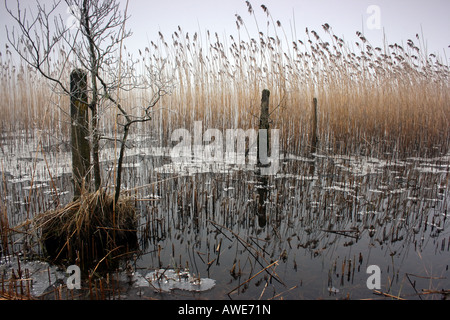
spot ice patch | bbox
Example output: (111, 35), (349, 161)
(324, 185), (354, 193)
(141, 269), (216, 292)
(154, 161), (237, 175)
(415, 165), (449, 174)
(0, 256), (65, 297)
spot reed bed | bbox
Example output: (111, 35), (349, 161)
(1, 7), (449, 159)
(0, 4), (449, 300)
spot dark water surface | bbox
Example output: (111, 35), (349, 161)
(1, 133), (449, 300)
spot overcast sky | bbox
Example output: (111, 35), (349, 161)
(1, 0), (449, 63)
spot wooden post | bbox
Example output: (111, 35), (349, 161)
(256, 175), (268, 228)
(258, 89), (270, 167)
(256, 89), (270, 227)
(310, 97), (318, 156)
(70, 69), (91, 198)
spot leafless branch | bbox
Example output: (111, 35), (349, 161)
(4, 0), (173, 201)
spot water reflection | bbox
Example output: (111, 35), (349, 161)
(1, 133), (449, 300)
(256, 174), (268, 228)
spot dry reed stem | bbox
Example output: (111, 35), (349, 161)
(1, 9), (448, 158)
(372, 290), (406, 300)
(0, 291), (35, 300)
(228, 260), (279, 296)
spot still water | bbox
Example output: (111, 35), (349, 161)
(1, 132), (449, 299)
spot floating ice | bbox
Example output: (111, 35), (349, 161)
(8, 176), (32, 184)
(324, 185), (354, 193)
(143, 269), (216, 292)
(328, 286), (340, 294)
(154, 161), (238, 176)
(0, 256), (65, 297)
(389, 188), (408, 194)
(333, 155), (387, 176)
(23, 183), (49, 190)
(415, 165), (449, 174)
(120, 162), (142, 168)
(283, 154), (315, 162)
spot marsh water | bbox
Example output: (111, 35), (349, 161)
(1, 130), (449, 300)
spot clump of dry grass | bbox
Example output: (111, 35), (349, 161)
(34, 189), (138, 272)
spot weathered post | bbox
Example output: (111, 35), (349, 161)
(310, 97), (318, 156)
(257, 89), (270, 167)
(255, 89), (271, 227)
(70, 69), (91, 199)
(256, 175), (268, 228)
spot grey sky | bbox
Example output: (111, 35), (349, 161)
(1, 0), (449, 62)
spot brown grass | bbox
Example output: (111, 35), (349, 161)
(1, 6), (449, 159)
(34, 189), (138, 272)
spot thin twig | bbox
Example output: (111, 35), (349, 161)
(372, 290), (406, 300)
(207, 219), (285, 286)
(320, 229), (360, 239)
(228, 260), (279, 296)
(91, 246), (122, 276)
(268, 285), (298, 300)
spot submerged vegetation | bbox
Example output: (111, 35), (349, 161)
(0, 2), (449, 300)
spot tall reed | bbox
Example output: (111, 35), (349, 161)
(1, 5), (449, 159)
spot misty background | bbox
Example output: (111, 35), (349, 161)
(1, 0), (449, 64)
